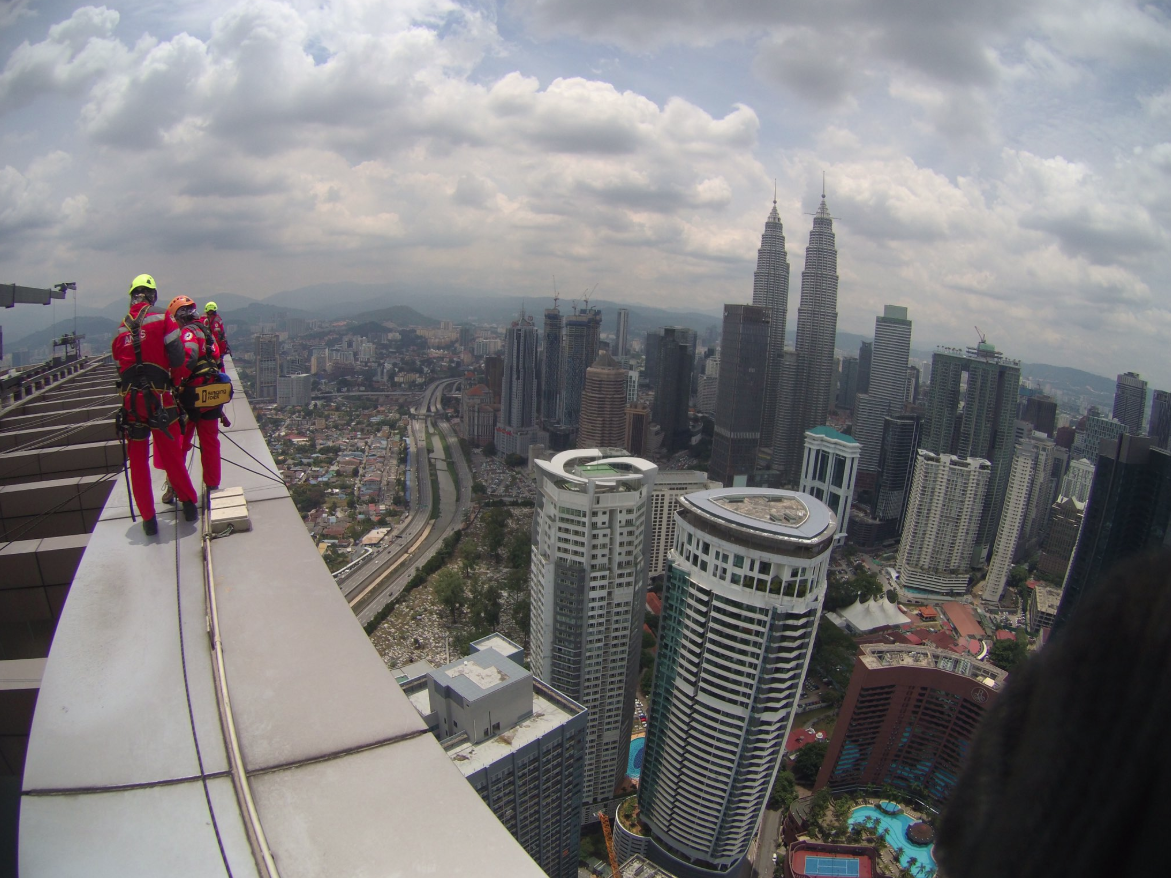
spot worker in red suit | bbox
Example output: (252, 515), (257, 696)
(203, 301), (231, 366)
(111, 275), (199, 535)
(166, 295), (230, 495)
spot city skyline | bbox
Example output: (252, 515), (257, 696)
(2, 1), (1169, 383)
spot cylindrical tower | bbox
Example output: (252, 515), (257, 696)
(639, 488), (835, 878)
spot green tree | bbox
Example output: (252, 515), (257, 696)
(483, 507), (510, 558)
(809, 787), (832, 825)
(504, 568), (528, 594)
(793, 741), (829, 785)
(1008, 564), (1030, 588)
(469, 579), (503, 631)
(640, 648), (656, 672)
(767, 770), (797, 811)
(642, 630), (657, 650)
(507, 530), (531, 569)
(511, 592), (531, 646)
(458, 540), (479, 578)
(989, 637), (1028, 672)
(482, 441), (497, 457)
(644, 612), (660, 635)
(290, 484), (325, 513)
(640, 667), (653, 696)
(433, 568), (466, 620)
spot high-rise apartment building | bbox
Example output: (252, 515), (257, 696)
(1061, 456), (1096, 503)
(781, 192), (840, 482)
(799, 426), (859, 546)
(697, 355), (720, 415)
(577, 352), (628, 449)
(639, 488), (836, 877)
(1150, 389), (1171, 451)
(559, 307), (602, 429)
(399, 636), (586, 878)
(495, 310), (540, 456)
(897, 451), (992, 595)
(921, 341), (1021, 563)
(1036, 496), (1085, 580)
(652, 327), (696, 453)
(541, 305), (563, 424)
(254, 333), (280, 401)
(276, 373), (311, 407)
(708, 305), (769, 487)
(852, 306), (912, 474)
(484, 354), (504, 405)
(1018, 433), (1059, 553)
(983, 448), (1036, 603)
(646, 471), (717, 578)
(460, 384), (497, 446)
(857, 340), (872, 395)
(615, 309), (630, 360)
(1071, 415), (1127, 466)
(529, 450), (657, 813)
(644, 330), (662, 389)
(1022, 394), (1058, 436)
(1054, 434), (1171, 631)
(625, 403), (651, 457)
(816, 644), (1006, 811)
(872, 414), (922, 526)
(1113, 371), (1148, 433)
(836, 355), (859, 412)
(752, 198), (792, 454)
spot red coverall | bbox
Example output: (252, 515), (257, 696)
(112, 303), (198, 521)
(205, 312), (230, 362)
(173, 320), (223, 490)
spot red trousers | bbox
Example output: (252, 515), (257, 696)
(183, 416), (221, 490)
(129, 422), (197, 521)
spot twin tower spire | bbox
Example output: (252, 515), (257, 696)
(709, 181), (840, 488)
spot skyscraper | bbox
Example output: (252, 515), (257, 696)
(781, 190), (840, 482)
(529, 450), (657, 813)
(1150, 389), (1171, 450)
(800, 427), (860, 546)
(836, 355), (859, 412)
(816, 644), (1006, 811)
(254, 333), (280, 401)
(1022, 394), (1058, 436)
(495, 309), (539, 455)
(872, 413), (922, 526)
(1054, 434), (1171, 631)
(921, 340), (1021, 564)
(559, 307), (602, 429)
(577, 352), (628, 449)
(709, 305), (769, 487)
(652, 327), (696, 453)
(625, 403), (651, 456)
(983, 447), (1036, 603)
(897, 451), (992, 595)
(1061, 457), (1096, 503)
(639, 488), (835, 877)
(541, 304), (563, 424)
(615, 308), (630, 360)
(852, 306), (913, 475)
(644, 329), (663, 389)
(645, 470), (718, 578)
(857, 340), (872, 396)
(751, 198), (792, 454)
(1036, 496), (1084, 581)
(1071, 414), (1126, 466)
(1113, 371), (1148, 433)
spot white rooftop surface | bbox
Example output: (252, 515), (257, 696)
(475, 633), (520, 656)
(20, 362), (545, 877)
(685, 487), (836, 543)
(837, 597), (914, 632)
(445, 691), (580, 775)
(447, 656), (512, 690)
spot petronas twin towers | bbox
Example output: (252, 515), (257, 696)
(710, 186), (840, 487)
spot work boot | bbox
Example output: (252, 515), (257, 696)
(182, 500), (199, 522)
(161, 480), (175, 504)
(142, 517), (159, 537)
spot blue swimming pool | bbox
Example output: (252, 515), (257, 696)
(626, 736), (646, 779)
(849, 805), (936, 877)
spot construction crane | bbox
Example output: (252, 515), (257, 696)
(598, 810), (622, 878)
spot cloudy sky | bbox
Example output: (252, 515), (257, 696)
(2, 0), (1169, 380)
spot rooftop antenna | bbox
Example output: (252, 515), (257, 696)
(773, 178), (777, 205)
(552, 275), (559, 310)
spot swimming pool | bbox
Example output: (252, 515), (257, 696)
(849, 805), (936, 877)
(626, 736), (646, 780)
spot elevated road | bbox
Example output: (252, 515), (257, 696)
(344, 378), (470, 624)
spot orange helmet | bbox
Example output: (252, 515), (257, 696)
(167, 295), (197, 322)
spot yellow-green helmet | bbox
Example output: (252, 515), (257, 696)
(129, 274), (157, 303)
(129, 274), (156, 296)
(205, 301), (218, 313)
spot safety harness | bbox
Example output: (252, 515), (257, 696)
(115, 307), (180, 440)
(177, 320), (234, 419)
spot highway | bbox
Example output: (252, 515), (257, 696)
(342, 377), (471, 624)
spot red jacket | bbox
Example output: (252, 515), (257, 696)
(111, 302), (184, 417)
(205, 312), (230, 355)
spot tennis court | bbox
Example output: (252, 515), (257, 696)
(803, 856), (861, 877)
